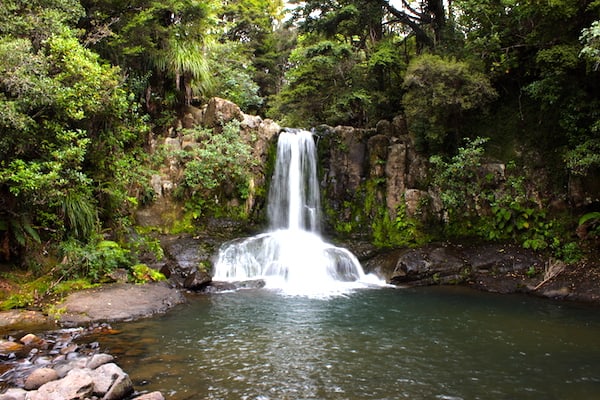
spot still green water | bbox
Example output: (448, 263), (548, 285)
(94, 287), (600, 399)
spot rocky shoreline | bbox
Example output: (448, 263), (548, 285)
(1, 238), (598, 398)
(360, 241), (600, 304)
(0, 281), (186, 400)
(0, 326), (164, 400)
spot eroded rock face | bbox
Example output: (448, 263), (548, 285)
(319, 121), (430, 230)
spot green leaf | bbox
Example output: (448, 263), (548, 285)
(579, 211), (600, 226)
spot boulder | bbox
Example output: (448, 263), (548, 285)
(203, 97), (243, 128)
(0, 340), (26, 357)
(183, 268), (212, 291)
(201, 279), (266, 293)
(181, 105), (204, 129)
(28, 368), (94, 400)
(19, 334), (45, 347)
(92, 363), (133, 400)
(24, 368), (59, 390)
(163, 137), (181, 151)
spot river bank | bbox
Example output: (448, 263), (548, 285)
(0, 239), (598, 398)
(1, 239), (599, 335)
(0, 283), (185, 399)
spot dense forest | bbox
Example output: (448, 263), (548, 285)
(0, 0), (599, 307)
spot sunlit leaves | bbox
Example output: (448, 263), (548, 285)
(580, 20), (600, 71)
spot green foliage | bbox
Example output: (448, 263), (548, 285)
(0, 0), (85, 46)
(578, 211), (600, 239)
(403, 55), (497, 152)
(61, 190), (98, 240)
(59, 238), (133, 282)
(270, 38), (362, 127)
(487, 194), (555, 251)
(564, 136), (600, 176)
(131, 264), (166, 284)
(51, 279), (98, 295)
(0, 5), (151, 264)
(206, 41), (263, 111)
(130, 229), (165, 262)
(0, 275), (51, 310)
(85, 0), (217, 105)
(170, 120), (256, 219)
(429, 136), (490, 223)
(0, 273), (98, 311)
(580, 20), (600, 71)
(579, 211), (600, 226)
(553, 241), (583, 264)
(430, 137), (572, 255)
(526, 266), (538, 278)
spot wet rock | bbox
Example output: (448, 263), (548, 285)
(58, 282), (185, 326)
(0, 340), (26, 357)
(133, 392), (165, 400)
(0, 311), (50, 334)
(19, 334), (45, 348)
(370, 242), (545, 290)
(183, 268), (212, 291)
(24, 367), (59, 390)
(0, 327), (146, 400)
(201, 279), (266, 293)
(201, 281), (237, 293)
(160, 234), (220, 289)
(234, 279), (266, 290)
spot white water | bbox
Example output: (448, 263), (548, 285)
(213, 129), (382, 296)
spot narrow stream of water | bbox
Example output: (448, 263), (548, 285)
(90, 286), (600, 400)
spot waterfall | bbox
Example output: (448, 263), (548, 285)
(213, 129), (381, 296)
(267, 130), (321, 232)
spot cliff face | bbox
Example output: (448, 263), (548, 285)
(136, 98), (280, 230)
(317, 117), (431, 233)
(141, 98), (598, 245)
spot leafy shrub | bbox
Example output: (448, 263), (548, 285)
(59, 238), (133, 282)
(172, 120), (256, 217)
(131, 264), (166, 284)
(403, 55), (497, 152)
(429, 136), (489, 225)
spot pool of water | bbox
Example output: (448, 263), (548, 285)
(91, 286), (600, 399)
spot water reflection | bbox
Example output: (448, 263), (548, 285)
(87, 287), (600, 400)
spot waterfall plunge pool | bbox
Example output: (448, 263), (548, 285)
(89, 286), (600, 399)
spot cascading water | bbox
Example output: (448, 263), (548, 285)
(213, 129), (381, 296)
